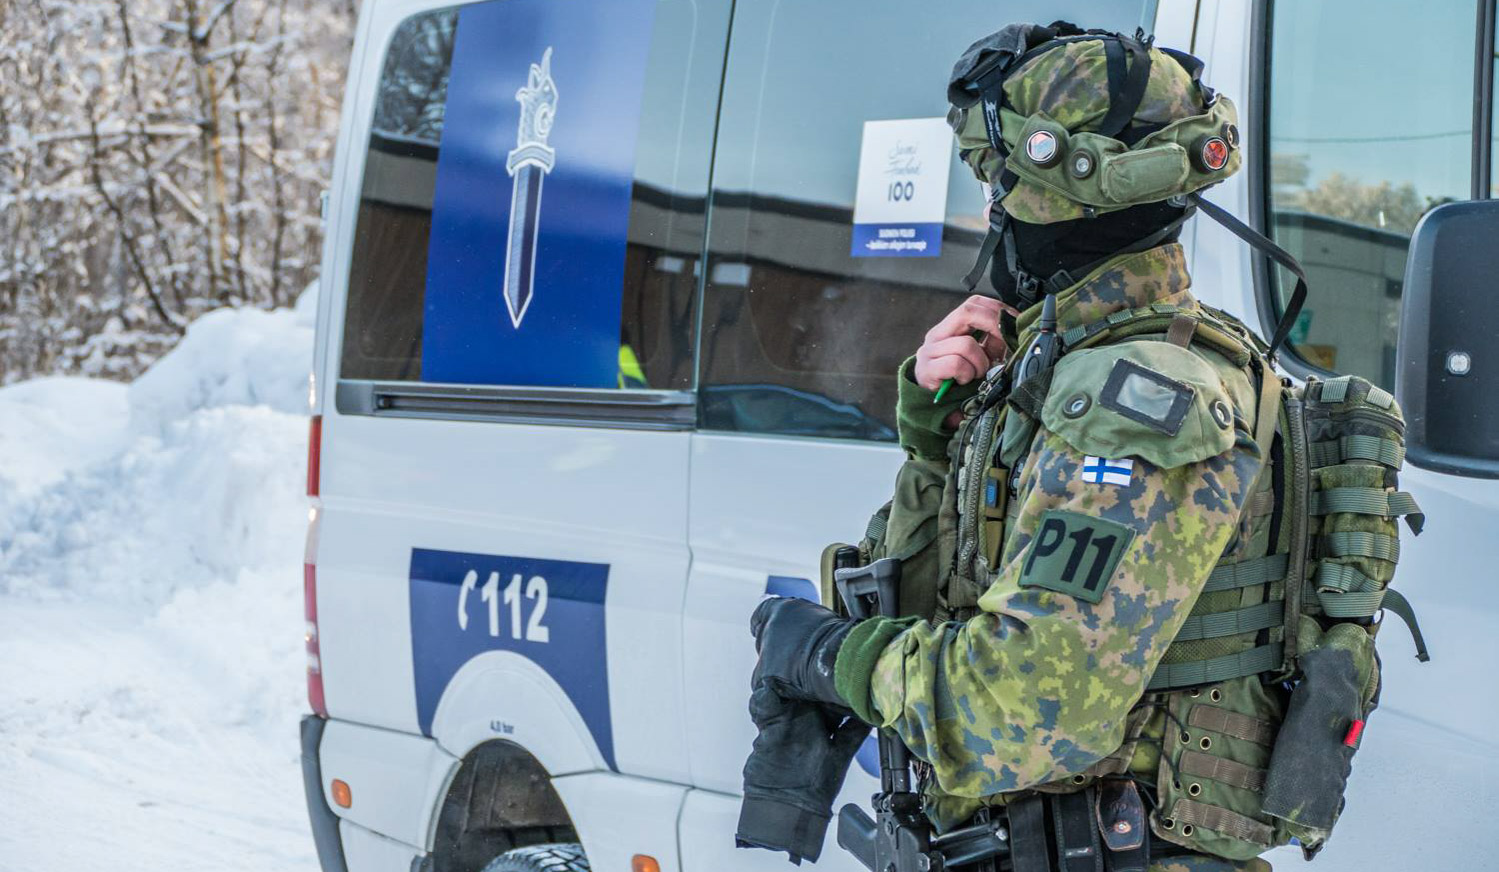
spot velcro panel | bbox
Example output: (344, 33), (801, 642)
(1043, 340), (1238, 469)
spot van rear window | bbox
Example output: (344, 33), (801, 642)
(339, 0), (722, 391)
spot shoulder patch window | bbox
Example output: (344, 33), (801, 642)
(1099, 358), (1196, 436)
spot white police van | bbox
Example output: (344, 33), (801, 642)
(301, 0), (1499, 870)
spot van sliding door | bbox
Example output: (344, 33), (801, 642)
(677, 2), (1155, 869)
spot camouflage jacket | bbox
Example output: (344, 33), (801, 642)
(832, 243), (1268, 837)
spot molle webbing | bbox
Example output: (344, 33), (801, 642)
(1201, 554), (1286, 592)
(1310, 488), (1425, 535)
(1187, 704), (1277, 746)
(1168, 799), (1275, 846)
(1244, 490), (1275, 519)
(1147, 643), (1283, 691)
(1179, 749), (1268, 792)
(1172, 601), (1284, 642)
(1322, 531), (1400, 562)
(1308, 435), (1405, 468)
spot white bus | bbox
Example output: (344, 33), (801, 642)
(300, 1), (1499, 870)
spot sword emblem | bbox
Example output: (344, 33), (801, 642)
(503, 47), (558, 328)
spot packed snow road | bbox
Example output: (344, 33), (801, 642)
(0, 293), (320, 871)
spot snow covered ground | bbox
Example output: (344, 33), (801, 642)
(0, 291), (320, 871)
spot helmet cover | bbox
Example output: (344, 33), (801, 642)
(949, 29), (1241, 224)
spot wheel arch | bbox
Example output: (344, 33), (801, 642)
(431, 739), (580, 872)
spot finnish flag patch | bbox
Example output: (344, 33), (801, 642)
(1082, 455), (1134, 486)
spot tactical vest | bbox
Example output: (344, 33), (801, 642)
(824, 302), (1428, 862)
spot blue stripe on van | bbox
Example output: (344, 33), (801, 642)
(409, 547), (615, 770)
(766, 575), (819, 602)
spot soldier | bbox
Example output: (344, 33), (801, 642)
(738, 22), (1298, 872)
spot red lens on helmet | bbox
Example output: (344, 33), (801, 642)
(1201, 137), (1229, 171)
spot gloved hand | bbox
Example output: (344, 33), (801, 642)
(735, 683), (870, 864)
(750, 596), (855, 709)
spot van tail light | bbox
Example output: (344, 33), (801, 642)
(307, 415), (322, 497)
(305, 558), (327, 717)
(305, 413), (326, 715)
(305, 473), (326, 716)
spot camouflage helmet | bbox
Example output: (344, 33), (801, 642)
(949, 22), (1240, 224)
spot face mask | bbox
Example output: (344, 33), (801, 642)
(988, 200), (1189, 311)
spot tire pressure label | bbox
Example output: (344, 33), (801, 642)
(409, 547), (614, 768)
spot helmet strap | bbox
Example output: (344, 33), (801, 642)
(1096, 34), (1153, 139)
(1188, 192), (1308, 358)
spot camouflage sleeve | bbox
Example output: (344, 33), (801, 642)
(834, 343), (1264, 799)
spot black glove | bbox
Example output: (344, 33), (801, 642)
(750, 596), (854, 709)
(735, 683), (870, 864)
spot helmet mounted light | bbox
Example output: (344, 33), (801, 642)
(947, 21), (1309, 358)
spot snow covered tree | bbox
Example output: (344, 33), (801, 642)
(0, 0), (357, 383)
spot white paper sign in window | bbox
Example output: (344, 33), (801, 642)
(850, 117), (953, 258)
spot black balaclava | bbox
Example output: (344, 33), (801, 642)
(990, 200), (1188, 310)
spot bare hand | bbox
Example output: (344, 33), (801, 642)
(913, 295), (1012, 391)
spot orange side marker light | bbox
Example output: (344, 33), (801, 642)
(331, 778), (352, 809)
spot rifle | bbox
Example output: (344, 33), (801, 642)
(832, 555), (1012, 872)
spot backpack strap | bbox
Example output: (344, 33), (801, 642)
(1147, 643), (1284, 691)
(1309, 488), (1425, 535)
(1060, 303), (1254, 368)
(1311, 565), (1430, 662)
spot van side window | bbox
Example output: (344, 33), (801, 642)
(340, 9), (456, 383)
(339, 0), (724, 391)
(695, 0), (1153, 441)
(1262, 0), (1476, 387)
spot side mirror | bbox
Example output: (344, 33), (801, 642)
(1396, 200), (1499, 478)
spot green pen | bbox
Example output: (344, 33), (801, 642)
(932, 329), (990, 404)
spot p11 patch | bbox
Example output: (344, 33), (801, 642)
(1019, 509), (1137, 604)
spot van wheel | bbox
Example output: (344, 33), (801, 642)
(481, 843), (589, 872)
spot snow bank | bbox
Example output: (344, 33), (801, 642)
(0, 404), (306, 605)
(0, 376), (129, 496)
(128, 284), (317, 434)
(0, 289), (320, 870)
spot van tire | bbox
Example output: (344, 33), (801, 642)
(480, 843), (589, 872)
